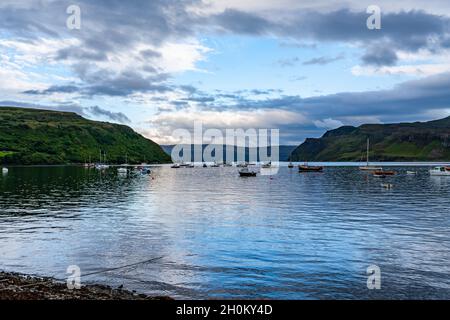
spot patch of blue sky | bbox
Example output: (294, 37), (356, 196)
(174, 35), (421, 99)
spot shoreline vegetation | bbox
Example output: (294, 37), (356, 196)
(0, 271), (172, 300)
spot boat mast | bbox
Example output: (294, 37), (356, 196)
(366, 138), (369, 166)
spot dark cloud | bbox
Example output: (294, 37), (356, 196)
(276, 57), (300, 67)
(302, 54), (344, 65)
(83, 71), (171, 96)
(291, 76), (308, 81)
(209, 9), (274, 35)
(181, 96), (215, 103)
(56, 47), (108, 61)
(0, 100), (86, 115)
(209, 8), (450, 66)
(0, 0), (200, 97)
(3, 2), (450, 99)
(189, 72), (450, 124)
(139, 49), (162, 59)
(361, 46), (398, 66)
(0, 101), (132, 125)
(23, 85), (80, 95)
(88, 106), (130, 123)
(23, 73), (172, 97)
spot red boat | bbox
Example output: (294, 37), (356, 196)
(373, 170), (396, 177)
(299, 165), (323, 172)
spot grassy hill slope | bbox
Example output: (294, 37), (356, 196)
(0, 107), (171, 165)
(290, 117), (450, 161)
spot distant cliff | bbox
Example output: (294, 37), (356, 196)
(290, 117), (450, 161)
(0, 107), (171, 165)
(161, 144), (297, 162)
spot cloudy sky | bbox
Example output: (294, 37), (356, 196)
(1, 0), (450, 145)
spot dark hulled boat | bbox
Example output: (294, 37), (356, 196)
(373, 170), (396, 177)
(239, 168), (257, 177)
(298, 165), (323, 172)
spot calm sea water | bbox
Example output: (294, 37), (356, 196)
(0, 164), (449, 299)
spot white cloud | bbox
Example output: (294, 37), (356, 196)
(157, 41), (212, 74)
(0, 38), (80, 67)
(192, 0), (450, 16)
(351, 63), (450, 77)
(144, 107), (307, 144)
(314, 118), (344, 129)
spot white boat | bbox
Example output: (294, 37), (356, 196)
(117, 167), (128, 173)
(261, 161), (272, 168)
(236, 162), (248, 168)
(211, 161), (220, 167)
(171, 163), (181, 168)
(96, 150), (109, 170)
(2, 168), (8, 174)
(141, 167), (151, 175)
(359, 138), (382, 171)
(406, 171), (417, 175)
(238, 167), (257, 177)
(429, 166), (450, 176)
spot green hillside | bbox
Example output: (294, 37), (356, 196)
(0, 107), (171, 165)
(290, 117), (450, 162)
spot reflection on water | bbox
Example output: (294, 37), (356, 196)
(0, 165), (449, 299)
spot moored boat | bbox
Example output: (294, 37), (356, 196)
(261, 161), (272, 168)
(171, 163), (181, 168)
(238, 167), (257, 177)
(288, 162), (294, 168)
(2, 167), (8, 174)
(359, 138), (382, 171)
(429, 166), (450, 176)
(211, 161), (220, 168)
(117, 167), (128, 174)
(373, 170), (396, 177)
(299, 163), (323, 172)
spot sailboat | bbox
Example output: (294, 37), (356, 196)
(117, 154), (128, 173)
(298, 162), (323, 172)
(95, 150), (109, 170)
(359, 138), (382, 171)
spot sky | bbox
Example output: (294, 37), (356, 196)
(1, 0), (450, 145)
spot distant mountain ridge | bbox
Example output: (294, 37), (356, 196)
(290, 116), (450, 161)
(161, 144), (297, 162)
(0, 107), (171, 165)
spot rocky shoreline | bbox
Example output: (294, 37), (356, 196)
(0, 271), (172, 300)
